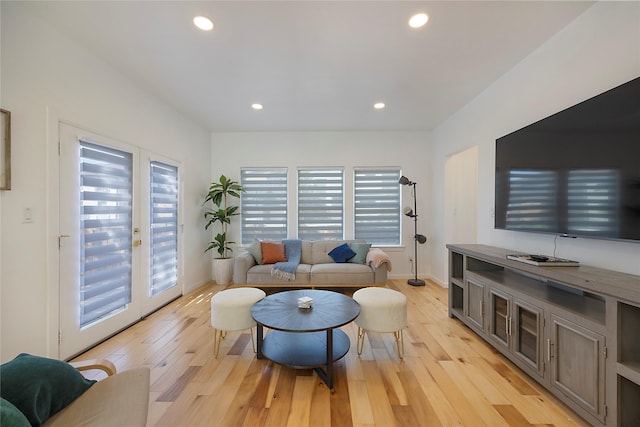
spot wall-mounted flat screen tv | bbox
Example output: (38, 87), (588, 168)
(495, 76), (640, 242)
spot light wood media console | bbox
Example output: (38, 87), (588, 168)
(447, 244), (640, 427)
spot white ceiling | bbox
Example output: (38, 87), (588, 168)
(25, 1), (594, 132)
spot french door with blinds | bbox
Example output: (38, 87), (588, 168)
(58, 124), (181, 359)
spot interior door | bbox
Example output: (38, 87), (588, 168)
(58, 124), (182, 359)
(59, 124), (141, 358)
(139, 155), (182, 314)
(444, 146), (478, 281)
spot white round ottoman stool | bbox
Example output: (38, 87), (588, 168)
(210, 287), (266, 357)
(352, 287), (407, 359)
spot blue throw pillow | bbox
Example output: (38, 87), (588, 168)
(348, 242), (371, 264)
(328, 243), (356, 263)
(0, 353), (96, 426)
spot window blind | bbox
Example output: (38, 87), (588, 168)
(241, 168), (288, 244)
(79, 141), (133, 328)
(297, 168), (344, 241)
(354, 168), (401, 245)
(149, 161), (179, 297)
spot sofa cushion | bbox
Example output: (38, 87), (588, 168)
(328, 243), (356, 263)
(299, 241), (314, 265)
(1, 397), (30, 427)
(247, 264), (312, 284)
(348, 242), (372, 264)
(260, 241), (287, 264)
(311, 241), (347, 264)
(0, 353), (96, 427)
(310, 263), (374, 284)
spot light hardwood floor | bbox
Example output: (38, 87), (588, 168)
(74, 280), (590, 427)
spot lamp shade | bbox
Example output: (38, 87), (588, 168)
(398, 176), (412, 186)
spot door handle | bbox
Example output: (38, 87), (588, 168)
(133, 239), (142, 247)
(58, 234), (70, 249)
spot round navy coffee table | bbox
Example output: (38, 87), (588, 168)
(251, 289), (360, 389)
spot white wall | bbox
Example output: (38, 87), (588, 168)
(211, 131), (431, 280)
(430, 2), (640, 284)
(0, 3), (212, 362)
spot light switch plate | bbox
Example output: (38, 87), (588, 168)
(23, 207), (33, 223)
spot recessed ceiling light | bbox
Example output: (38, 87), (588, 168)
(251, 103), (263, 110)
(409, 13), (429, 28)
(374, 102), (386, 110)
(193, 16), (214, 31)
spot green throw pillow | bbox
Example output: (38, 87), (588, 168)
(0, 353), (96, 427)
(247, 239), (262, 264)
(0, 398), (30, 427)
(349, 242), (372, 264)
(328, 243), (356, 263)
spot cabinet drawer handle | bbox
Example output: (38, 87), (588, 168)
(506, 315), (510, 337)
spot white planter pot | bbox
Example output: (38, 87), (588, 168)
(213, 258), (234, 285)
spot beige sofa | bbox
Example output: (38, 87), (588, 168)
(233, 240), (390, 287)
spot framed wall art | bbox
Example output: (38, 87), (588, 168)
(1, 109), (10, 190)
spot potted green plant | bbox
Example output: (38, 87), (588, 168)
(204, 174), (244, 284)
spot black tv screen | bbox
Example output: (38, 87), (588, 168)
(495, 76), (640, 242)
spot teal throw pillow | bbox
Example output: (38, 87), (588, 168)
(247, 239), (262, 264)
(328, 243), (356, 263)
(0, 398), (30, 427)
(0, 353), (96, 427)
(348, 242), (372, 264)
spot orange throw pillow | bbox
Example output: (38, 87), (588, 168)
(260, 241), (287, 264)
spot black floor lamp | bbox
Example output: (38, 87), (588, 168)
(399, 175), (427, 286)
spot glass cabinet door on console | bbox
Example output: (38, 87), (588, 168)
(489, 289), (510, 349)
(489, 288), (544, 379)
(513, 300), (543, 377)
(466, 279), (485, 331)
